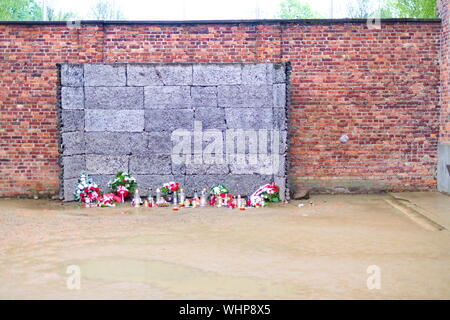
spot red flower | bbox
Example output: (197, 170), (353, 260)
(84, 188), (89, 193)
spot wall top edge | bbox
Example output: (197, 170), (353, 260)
(0, 18), (442, 26)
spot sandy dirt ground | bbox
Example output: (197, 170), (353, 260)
(0, 193), (449, 300)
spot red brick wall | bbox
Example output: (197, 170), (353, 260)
(0, 21), (441, 197)
(438, 0), (450, 143)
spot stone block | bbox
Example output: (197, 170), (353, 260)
(85, 109), (144, 132)
(227, 174), (274, 196)
(273, 108), (287, 130)
(146, 132), (174, 154)
(144, 86), (191, 108)
(194, 107), (226, 129)
(61, 110), (84, 132)
(85, 132), (132, 155)
(127, 65), (163, 86)
(155, 64), (193, 85)
(128, 64), (192, 86)
(63, 178), (77, 201)
(86, 155), (129, 175)
(136, 175), (186, 192)
(437, 143), (450, 193)
(182, 175), (230, 196)
(218, 85), (272, 108)
(62, 155), (85, 179)
(242, 64), (270, 84)
(273, 84), (286, 108)
(61, 64), (83, 86)
(145, 109), (193, 131)
(183, 174), (273, 196)
(274, 176), (287, 200)
(84, 64), (126, 86)
(85, 87), (143, 109)
(229, 154), (284, 175)
(191, 86), (218, 107)
(267, 63), (286, 84)
(61, 87), (84, 110)
(129, 155), (172, 175)
(193, 64), (241, 85)
(129, 132), (174, 155)
(185, 163), (230, 175)
(89, 174), (115, 192)
(62, 131), (85, 156)
(225, 108), (274, 129)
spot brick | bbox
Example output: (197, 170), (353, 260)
(193, 64), (242, 85)
(84, 64), (126, 86)
(85, 87), (143, 109)
(61, 64), (83, 86)
(61, 87), (84, 110)
(86, 155), (129, 174)
(85, 109), (144, 132)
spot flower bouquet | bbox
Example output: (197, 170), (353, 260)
(98, 193), (121, 207)
(250, 182), (280, 207)
(209, 184), (229, 206)
(74, 172), (102, 206)
(108, 171), (137, 202)
(160, 181), (180, 202)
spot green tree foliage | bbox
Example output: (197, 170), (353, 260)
(0, 0), (41, 20)
(0, 0), (75, 21)
(386, 0), (436, 18)
(346, 0), (436, 19)
(277, 0), (322, 19)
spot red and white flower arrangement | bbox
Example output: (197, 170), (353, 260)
(74, 172), (102, 205)
(98, 193), (121, 207)
(108, 171), (137, 202)
(161, 181), (180, 195)
(250, 182), (280, 206)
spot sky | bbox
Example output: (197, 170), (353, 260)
(42, 0), (383, 20)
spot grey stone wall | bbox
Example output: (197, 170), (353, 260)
(60, 63), (288, 201)
(437, 143), (450, 193)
